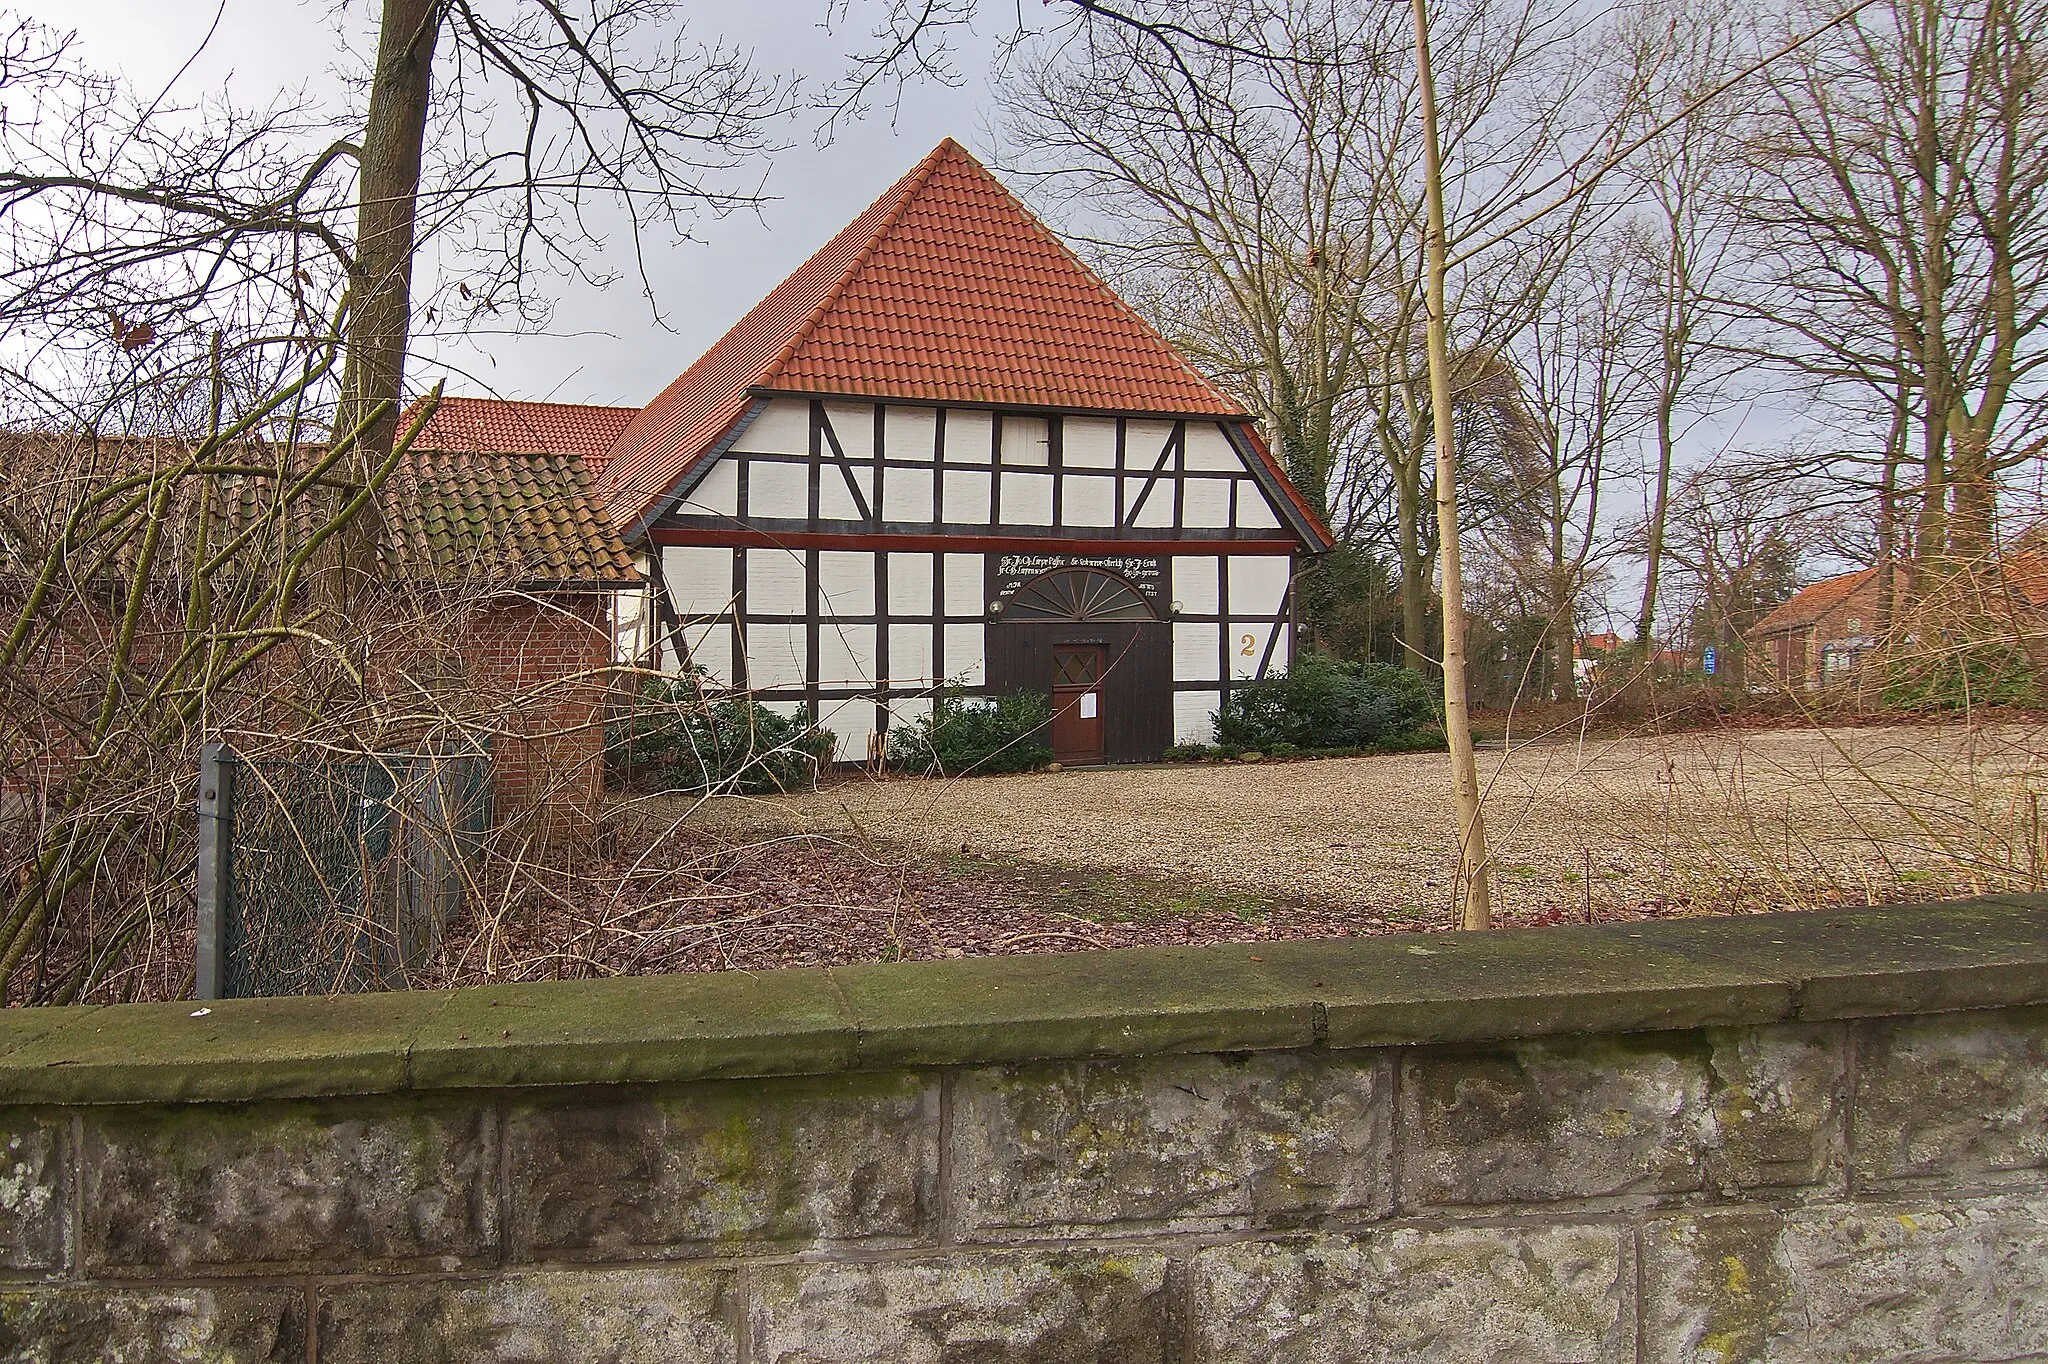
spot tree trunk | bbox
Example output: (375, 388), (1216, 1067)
(333, 0), (443, 596)
(1877, 378), (1906, 630)
(1636, 231), (1684, 654)
(1395, 432), (1432, 669)
(1411, 0), (1492, 931)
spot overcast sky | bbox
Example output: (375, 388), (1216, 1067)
(28, 0), (1003, 408)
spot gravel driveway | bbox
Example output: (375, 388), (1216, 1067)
(696, 722), (2048, 922)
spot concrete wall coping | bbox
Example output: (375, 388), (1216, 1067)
(0, 896), (2043, 1106)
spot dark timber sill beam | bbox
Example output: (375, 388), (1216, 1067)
(0, 896), (2043, 1106)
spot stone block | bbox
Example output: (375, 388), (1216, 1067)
(315, 1267), (739, 1364)
(1855, 1005), (2048, 1187)
(0, 1117), (67, 1272)
(81, 1097), (496, 1272)
(506, 1071), (938, 1258)
(952, 1052), (1387, 1234)
(1400, 1033), (1712, 1206)
(1702, 1023), (1845, 1192)
(1188, 1223), (1631, 1363)
(749, 1249), (1170, 1363)
(0, 1285), (302, 1363)
(1642, 1196), (2048, 1363)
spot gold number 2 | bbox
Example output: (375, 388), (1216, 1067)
(1240, 633), (1256, 656)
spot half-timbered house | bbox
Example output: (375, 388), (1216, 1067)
(596, 139), (1332, 765)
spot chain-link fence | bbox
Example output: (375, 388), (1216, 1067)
(195, 742), (490, 998)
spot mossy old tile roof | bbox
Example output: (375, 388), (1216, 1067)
(381, 445), (638, 588)
(0, 426), (639, 590)
(383, 397), (640, 586)
(595, 138), (1289, 536)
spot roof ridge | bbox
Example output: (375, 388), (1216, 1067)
(754, 140), (956, 394)
(962, 153), (1239, 407)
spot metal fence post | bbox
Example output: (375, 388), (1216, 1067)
(195, 742), (232, 1000)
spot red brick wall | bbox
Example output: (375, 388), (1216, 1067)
(457, 593), (614, 832)
(4, 592), (617, 838)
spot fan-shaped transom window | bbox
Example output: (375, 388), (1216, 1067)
(1005, 568), (1156, 622)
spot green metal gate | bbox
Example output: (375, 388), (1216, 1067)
(195, 742), (490, 998)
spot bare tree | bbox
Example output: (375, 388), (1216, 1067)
(1000, 0), (1608, 674)
(1657, 461), (1814, 688)
(1498, 227), (1659, 700)
(1608, 0), (1750, 653)
(1728, 0), (2048, 572)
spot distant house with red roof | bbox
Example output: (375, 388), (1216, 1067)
(591, 138), (1333, 764)
(1749, 567), (1889, 689)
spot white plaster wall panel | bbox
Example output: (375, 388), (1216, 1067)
(1063, 416), (1118, 468)
(887, 695), (932, 727)
(1174, 622), (1222, 681)
(680, 618), (732, 685)
(613, 584), (653, 664)
(1000, 471), (1054, 526)
(745, 623), (807, 689)
(1183, 477), (1233, 528)
(761, 699), (804, 721)
(679, 459), (739, 517)
(886, 404), (939, 460)
(1175, 690), (1220, 744)
(746, 548), (808, 615)
(737, 397), (811, 456)
(662, 546), (736, 615)
(943, 554), (986, 616)
(819, 463), (870, 522)
(943, 624), (986, 685)
(817, 551), (876, 618)
(820, 699), (877, 762)
(1229, 621), (1275, 680)
(1131, 477), (1177, 529)
(822, 401), (874, 462)
(748, 460), (810, 520)
(1229, 555), (1292, 617)
(1185, 422), (1247, 471)
(885, 466), (934, 523)
(1172, 556), (1222, 616)
(944, 408), (994, 464)
(1001, 415), (1051, 466)
(1126, 419), (1178, 471)
(818, 624), (878, 689)
(888, 624), (935, 684)
(1237, 489), (1283, 529)
(1064, 474), (1116, 526)
(887, 554), (934, 615)
(942, 468), (991, 523)
(658, 634), (684, 673)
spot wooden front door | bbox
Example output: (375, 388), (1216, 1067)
(1050, 646), (1106, 765)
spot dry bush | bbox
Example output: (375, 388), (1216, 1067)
(0, 366), (645, 1004)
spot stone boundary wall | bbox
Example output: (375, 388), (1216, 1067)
(0, 898), (2044, 1361)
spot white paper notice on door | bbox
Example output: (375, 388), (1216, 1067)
(1080, 692), (1098, 719)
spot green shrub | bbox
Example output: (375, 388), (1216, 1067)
(1883, 638), (2039, 711)
(889, 687), (1051, 776)
(1215, 653), (1441, 751)
(607, 675), (836, 794)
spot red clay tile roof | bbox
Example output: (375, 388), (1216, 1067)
(406, 397), (639, 473)
(598, 138), (1285, 537)
(1751, 566), (1881, 635)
